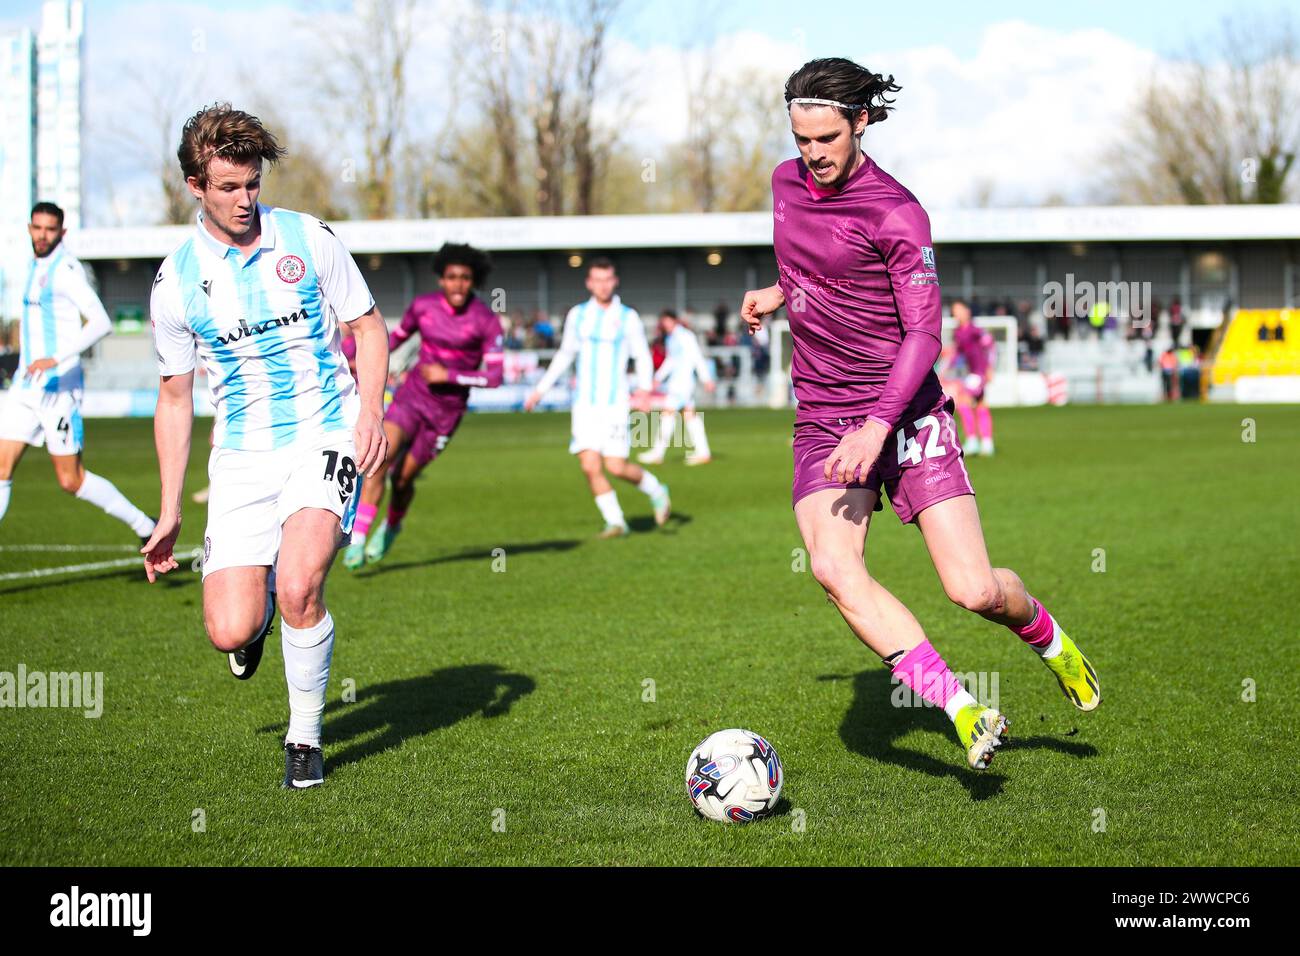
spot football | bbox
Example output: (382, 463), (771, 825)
(685, 728), (783, 823)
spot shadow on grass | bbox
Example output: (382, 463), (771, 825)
(357, 539), (582, 576)
(628, 511), (693, 534)
(258, 664), (535, 772)
(823, 670), (1099, 801)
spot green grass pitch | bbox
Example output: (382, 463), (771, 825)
(0, 404), (1296, 865)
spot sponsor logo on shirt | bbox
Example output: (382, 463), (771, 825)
(213, 309), (308, 347)
(921, 245), (936, 268)
(276, 254), (306, 284)
(774, 200), (786, 223)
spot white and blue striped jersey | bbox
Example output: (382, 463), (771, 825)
(15, 247), (113, 394)
(149, 205), (375, 451)
(656, 324), (714, 398)
(534, 294), (651, 410)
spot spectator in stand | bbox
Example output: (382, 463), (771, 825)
(713, 300), (729, 344)
(1159, 347), (1178, 401)
(1169, 297), (1184, 347)
(533, 310), (555, 349)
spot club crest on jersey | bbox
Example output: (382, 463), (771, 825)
(831, 217), (855, 245)
(276, 255), (306, 284)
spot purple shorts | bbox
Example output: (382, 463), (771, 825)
(791, 395), (975, 524)
(384, 377), (466, 467)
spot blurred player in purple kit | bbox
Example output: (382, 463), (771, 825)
(948, 299), (996, 456)
(342, 243), (503, 568)
(742, 58), (1099, 773)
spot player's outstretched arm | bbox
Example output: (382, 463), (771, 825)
(349, 306), (390, 478)
(143, 371), (194, 582)
(741, 284), (785, 334)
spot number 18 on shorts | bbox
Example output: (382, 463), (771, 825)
(201, 434), (360, 577)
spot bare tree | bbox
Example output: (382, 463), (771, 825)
(447, 0), (621, 216)
(309, 0), (418, 219)
(103, 67), (205, 224)
(1100, 13), (1299, 204)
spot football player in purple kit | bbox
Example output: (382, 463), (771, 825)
(948, 299), (997, 456)
(742, 59), (1100, 772)
(342, 243), (504, 568)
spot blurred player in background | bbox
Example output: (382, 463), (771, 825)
(141, 105), (389, 789)
(0, 202), (155, 541)
(949, 299), (996, 456)
(742, 58), (1099, 773)
(342, 242), (504, 569)
(524, 258), (670, 537)
(638, 309), (715, 466)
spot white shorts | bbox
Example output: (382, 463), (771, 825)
(569, 405), (630, 459)
(662, 388), (696, 412)
(0, 387), (83, 456)
(202, 432), (359, 578)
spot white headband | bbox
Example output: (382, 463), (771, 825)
(788, 97), (863, 111)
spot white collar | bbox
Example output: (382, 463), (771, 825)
(194, 203), (276, 258)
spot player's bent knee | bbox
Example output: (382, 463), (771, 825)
(277, 576), (324, 624)
(204, 619), (259, 653)
(809, 553), (861, 601)
(56, 473), (82, 495)
(947, 578), (1001, 615)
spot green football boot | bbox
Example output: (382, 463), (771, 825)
(341, 539), (367, 570)
(364, 519), (401, 564)
(953, 703), (1009, 771)
(1043, 632), (1101, 712)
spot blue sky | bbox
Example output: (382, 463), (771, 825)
(2, 0), (1285, 57)
(1, 0), (1292, 224)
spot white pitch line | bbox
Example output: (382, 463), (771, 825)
(0, 544), (141, 553)
(0, 545), (202, 582)
(0, 556), (145, 582)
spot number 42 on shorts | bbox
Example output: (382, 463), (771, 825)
(895, 415), (947, 467)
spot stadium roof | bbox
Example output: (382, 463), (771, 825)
(68, 204), (1300, 261)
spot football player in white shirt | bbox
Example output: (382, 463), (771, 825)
(140, 105), (390, 789)
(638, 310), (715, 466)
(523, 258), (670, 537)
(0, 202), (156, 540)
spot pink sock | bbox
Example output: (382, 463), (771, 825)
(387, 507), (406, 530)
(958, 404), (977, 438)
(891, 639), (964, 710)
(353, 503), (378, 539)
(976, 405), (993, 439)
(1013, 597), (1055, 649)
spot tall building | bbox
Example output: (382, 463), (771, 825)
(0, 0), (83, 324)
(0, 28), (37, 323)
(36, 0), (83, 230)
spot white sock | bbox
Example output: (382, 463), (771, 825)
(1038, 623), (1064, 659)
(75, 471), (154, 537)
(594, 490), (625, 526)
(686, 416), (711, 457)
(0, 479), (10, 524)
(282, 611), (335, 748)
(653, 413), (677, 454)
(636, 470), (663, 497)
(943, 687), (979, 721)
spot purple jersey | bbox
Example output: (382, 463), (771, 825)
(772, 155), (943, 426)
(390, 291), (504, 400)
(953, 323), (993, 378)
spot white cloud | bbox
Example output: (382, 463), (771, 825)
(73, 8), (1162, 222)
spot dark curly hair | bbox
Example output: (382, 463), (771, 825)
(432, 242), (492, 287)
(784, 57), (902, 126)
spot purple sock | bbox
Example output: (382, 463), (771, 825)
(387, 507), (406, 530)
